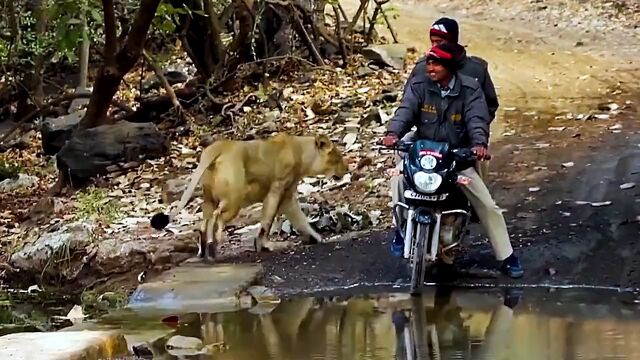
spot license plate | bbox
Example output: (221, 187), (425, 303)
(404, 190), (448, 201)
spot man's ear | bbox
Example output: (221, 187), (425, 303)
(315, 135), (331, 151)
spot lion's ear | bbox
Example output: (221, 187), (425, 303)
(315, 135), (331, 150)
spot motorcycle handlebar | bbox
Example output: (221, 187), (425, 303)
(380, 140), (492, 161)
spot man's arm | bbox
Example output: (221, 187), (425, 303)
(482, 67), (499, 123)
(464, 86), (490, 147)
(387, 80), (421, 138)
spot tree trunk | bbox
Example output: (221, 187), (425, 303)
(77, 0), (162, 130)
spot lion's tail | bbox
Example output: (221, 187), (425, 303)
(150, 145), (221, 230)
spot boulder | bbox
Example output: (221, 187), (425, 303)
(93, 233), (196, 275)
(56, 121), (169, 183)
(0, 173), (39, 192)
(361, 44), (409, 70)
(10, 222), (95, 280)
(40, 110), (85, 155)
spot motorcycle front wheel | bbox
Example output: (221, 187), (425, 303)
(409, 223), (430, 295)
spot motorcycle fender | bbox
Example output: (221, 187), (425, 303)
(413, 208), (435, 225)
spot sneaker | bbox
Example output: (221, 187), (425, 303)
(501, 254), (524, 279)
(390, 228), (404, 257)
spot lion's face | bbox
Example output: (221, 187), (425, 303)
(312, 135), (349, 178)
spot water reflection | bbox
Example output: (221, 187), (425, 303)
(132, 287), (640, 359)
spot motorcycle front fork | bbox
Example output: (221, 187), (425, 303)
(394, 203), (442, 261)
(394, 204), (469, 261)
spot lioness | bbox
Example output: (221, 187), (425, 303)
(150, 133), (349, 261)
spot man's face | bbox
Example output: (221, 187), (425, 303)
(430, 35), (448, 47)
(426, 60), (450, 82)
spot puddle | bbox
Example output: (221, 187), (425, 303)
(93, 286), (640, 359)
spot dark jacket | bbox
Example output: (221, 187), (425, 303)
(406, 51), (499, 122)
(387, 73), (490, 148)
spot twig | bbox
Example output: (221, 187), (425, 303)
(366, 4), (381, 43)
(332, 4), (349, 64)
(337, 2), (349, 23)
(378, 1), (398, 43)
(291, 5), (324, 65)
(207, 54), (335, 94)
(142, 50), (181, 110)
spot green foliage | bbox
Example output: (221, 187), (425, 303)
(0, 0), (184, 70)
(0, 158), (22, 182)
(74, 186), (121, 224)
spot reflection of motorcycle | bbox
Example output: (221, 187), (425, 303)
(393, 287), (471, 359)
(386, 139), (482, 295)
(394, 287), (523, 360)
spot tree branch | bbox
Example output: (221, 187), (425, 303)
(142, 50), (181, 110)
(117, 0), (163, 73)
(102, 0), (118, 67)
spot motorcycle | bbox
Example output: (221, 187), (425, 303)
(385, 139), (483, 295)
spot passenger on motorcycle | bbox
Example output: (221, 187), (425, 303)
(382, 42), (524, 279)
(406, 17), (499, 181)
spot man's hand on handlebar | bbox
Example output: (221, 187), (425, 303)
(472, 145), (491, 161)
(382, 134), (399, 147)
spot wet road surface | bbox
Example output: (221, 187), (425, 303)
(226, 109), (640, 294)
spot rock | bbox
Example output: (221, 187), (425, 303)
(246, 285), (280, 304)
(162, 178), (189, 204)
(361, 44), (409, 70)
(10, 222), (94, 280)
(166, 335), (203, 356)
(360, 107), (383, 126)
(128, 263), (263, 312)
(199, 134), (215, 147)
(256, 121), (278, 135)
(68, 87), (92, 113)
(40, 110), (85, 155)
(0, 173), (38, 192)
(0, 331), (129, 360)
(310, 99), (334, 115)
(574, 41), (584, 47)
(56, 121), (169, 183)
(374, 90), (399, 104)
(356, 66), (376, 77)
(561, 162), (575, 168)
(0, 121), (33, 151)
(93, 234), (196, 275)
(27, 196), (65, 223)
(164, 70), (189, 86)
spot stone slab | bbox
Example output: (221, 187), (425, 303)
(127, 262), (262, 314)
(0, 331), (129, 360)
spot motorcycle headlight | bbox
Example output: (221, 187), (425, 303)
(420, 155), (437, 170)
(413, 171), (442, 193)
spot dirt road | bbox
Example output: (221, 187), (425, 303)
(227, 0), (640, 294)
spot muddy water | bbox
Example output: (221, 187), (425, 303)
(97, 286), (640, 359)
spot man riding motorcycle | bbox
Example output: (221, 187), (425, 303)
(407, 17), (499, 181)
(382, 42), (524, 279)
